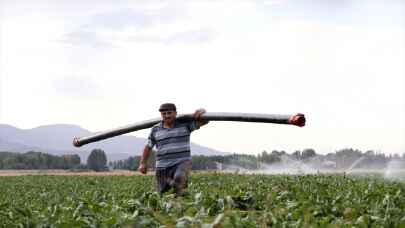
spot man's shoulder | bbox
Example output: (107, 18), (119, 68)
(175, 119), (194, 126)
(151, 122), (163, 131)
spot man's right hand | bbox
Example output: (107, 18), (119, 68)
(138, 163), (147, 174)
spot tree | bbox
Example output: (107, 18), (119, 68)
(0, 151), (82, 169)
(87, 149), (107, 171)
(302, 148), (317, 160)
(292, 150), (301, 160)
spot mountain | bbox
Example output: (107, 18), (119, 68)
(0, 124), (227, 162)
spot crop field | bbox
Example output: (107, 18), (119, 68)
(0, 173), (404, 227)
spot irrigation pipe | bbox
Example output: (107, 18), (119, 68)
(73, 112), (305, 147)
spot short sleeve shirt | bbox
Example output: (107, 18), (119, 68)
(147, 119), (199, 169)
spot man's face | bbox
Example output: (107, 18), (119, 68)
(160, 110), (177, 125)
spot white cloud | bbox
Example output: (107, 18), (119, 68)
(85, 7), (180, 30)
(48, 76), (103, 99)
(126, 27), (215, 44)
(56, 4), (217, 48)
(1, 0), (404, 154)
(60, 30), (113, 48)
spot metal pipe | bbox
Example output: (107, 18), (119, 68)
(73, 112), (305, 147)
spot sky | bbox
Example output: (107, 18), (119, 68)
(1, 0), (404, 155)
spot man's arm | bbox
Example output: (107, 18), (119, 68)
(137, 145), (152, 174)
(194, 108), (209, 127)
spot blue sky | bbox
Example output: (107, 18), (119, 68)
(1, 0), (404, 154)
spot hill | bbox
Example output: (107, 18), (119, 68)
(0, 124), (227, 161)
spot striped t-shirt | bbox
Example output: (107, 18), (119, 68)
(147, 119), (199, 170)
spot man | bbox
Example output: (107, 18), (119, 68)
(137, 103), (208, 195)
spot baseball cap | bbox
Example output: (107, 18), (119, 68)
(159, 103), (176, 112)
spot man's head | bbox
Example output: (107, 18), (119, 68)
(159, 103), (177, 126)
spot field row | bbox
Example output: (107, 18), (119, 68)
(1, 174), (404, 227)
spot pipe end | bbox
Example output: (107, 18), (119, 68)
(288, 113), (306, 127)
(73, 137), (81, 147)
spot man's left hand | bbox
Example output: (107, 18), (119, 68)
(194, 108), (208, 127)
(193, 108), (206, 120)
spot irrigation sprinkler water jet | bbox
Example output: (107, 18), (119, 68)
(73, 112), (305, 147)
(346, 156), (367, 174)
(385, 159), (405, 180)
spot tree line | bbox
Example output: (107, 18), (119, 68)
(0, 149), (107, 171)
(1, 148), (404, 171)
(109, 148), (405, 171)
(0, 151), (81, 169)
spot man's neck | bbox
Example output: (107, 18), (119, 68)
(163, 121), (175, 128)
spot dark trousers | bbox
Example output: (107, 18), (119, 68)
(155, 160), (192, 194)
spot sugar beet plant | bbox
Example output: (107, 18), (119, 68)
(0, 174), (404, 227)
